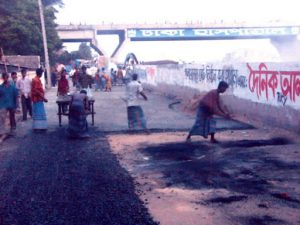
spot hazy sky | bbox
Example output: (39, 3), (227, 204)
(56, 0), (299, 25)
(55, 0), (298, 62)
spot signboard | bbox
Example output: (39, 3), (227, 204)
(127, 27), (300, 40)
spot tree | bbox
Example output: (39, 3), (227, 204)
(42, 0), (63, 7)
(55, 50), (70, 65)
(78, 43), (92, 60)
(56, 43), (93, 65)
(0, 0), (62, 65)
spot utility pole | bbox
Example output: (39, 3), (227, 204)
(38, 0), (51, 89)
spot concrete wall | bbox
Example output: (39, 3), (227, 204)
(136, 62), (300, 132)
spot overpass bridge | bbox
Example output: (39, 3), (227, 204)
(56, 23), (300, 61)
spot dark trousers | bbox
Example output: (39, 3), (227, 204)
(7, 109), (16, 130)
(21, 95), (32, 120)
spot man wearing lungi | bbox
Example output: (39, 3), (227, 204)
(125, 73), (148, 132)
(186, 81), (231, 143)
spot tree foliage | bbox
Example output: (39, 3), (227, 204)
(0, 0), (63, 65)
(78, 43), (92, 60)
(42, 0), (63, 7)
(56, 43), (93, 65)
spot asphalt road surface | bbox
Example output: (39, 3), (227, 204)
(0, 85), (299, 225)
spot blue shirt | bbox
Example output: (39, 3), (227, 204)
(0, 82), (18, 109)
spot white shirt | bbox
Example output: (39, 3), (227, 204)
(17, 76), (32, 98)
(126, 80), (143, 107)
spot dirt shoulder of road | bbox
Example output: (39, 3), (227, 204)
(107, 126), (300, 225)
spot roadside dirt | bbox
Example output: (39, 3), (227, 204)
(108, 128), (300, 225)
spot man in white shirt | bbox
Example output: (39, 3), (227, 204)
(16, 68), (32, 120)
(126, 73), (148, 131)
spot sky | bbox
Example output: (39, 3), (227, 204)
(55, 0), (299, 62)
(56, 0), (299, 25)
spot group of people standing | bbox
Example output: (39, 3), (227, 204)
(65, 66), (233, 144)
(0, 68), (48, 139)
(71, 66), (125, 93)
(1, 64), (232, 143)
(94, 67), (112, 92)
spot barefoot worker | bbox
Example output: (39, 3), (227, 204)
(186, 81), (231, 143)
(67, 90), (90, 139)
(125, 73), (148, 131)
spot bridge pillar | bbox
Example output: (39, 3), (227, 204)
(94, 30), (126, 61)
(90, 42), (103, 56)
(91, 29), (106, 56)
(110, 30), (126, 59)
(57, 27), (106, 56)
(270, 36), (300, 61)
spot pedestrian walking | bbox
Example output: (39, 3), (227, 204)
(57, 69), (70, 113)
(0, 106), (6, 139)
(110, 68), (117, 86)
(186, 81), (231, 143)
(125, 73), (148, 132)
(57, 69), (69, 96)
(116, 67), (124, 85)
(10, 71), (18, 84)
(51, 67), (57, 87)
(100, 68), (106, 91)
(10, 71), (21, 113)
(78, 65), (93, 89)
(31, 68), (48, 131)
(71, 67), (80, 88)
(0, 72), (18, 135)
(94, 69), (101, 91)
(16, 68), (32, 120)
(104, 72), (112, 92)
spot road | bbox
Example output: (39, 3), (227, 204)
(0, 85), (299, 225)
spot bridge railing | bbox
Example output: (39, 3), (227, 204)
(57, 19), (300, 30)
